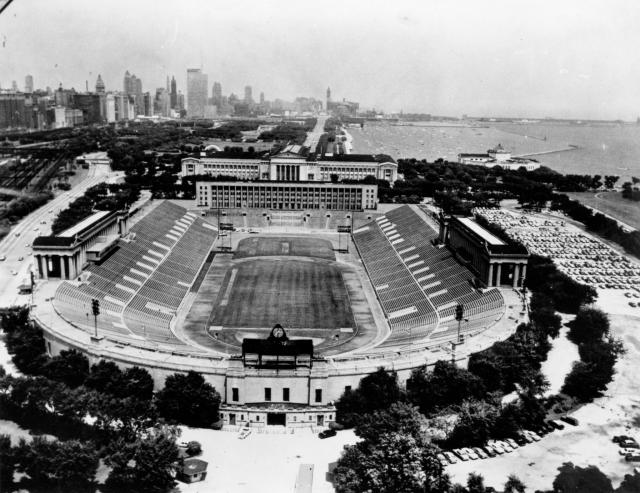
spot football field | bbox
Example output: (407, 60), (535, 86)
(210, 258), (354, 329)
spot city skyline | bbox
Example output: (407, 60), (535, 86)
(1, 0), (639, 120)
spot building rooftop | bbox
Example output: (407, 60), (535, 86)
(59, 210), (112, 238)
(458, 217), (505, 246)
(181, 458), (208, 475)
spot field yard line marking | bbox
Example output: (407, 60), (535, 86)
(219, 268), (238, 307)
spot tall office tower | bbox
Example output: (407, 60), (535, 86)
(186, 68), (207, 118)
(95, 74), (105, 94)
(244, 85), (253, 104)
(0, 93), (27, 128)
(260, 92), (265, 105)
(123, 71), (133, 94)
(326, 87), (331, 109)
(143, 92), (153, 116)
(24, 75), (33, 93)
(212, 81), (222, 105)
(177, 92), (185, 112)
(166, 76), (170, 92)
(11, 81), (18, 92)
(170, 76), (177, 109)
(105, 94), (116, 122)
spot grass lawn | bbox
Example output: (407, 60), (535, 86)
(566, 191), (640, 231)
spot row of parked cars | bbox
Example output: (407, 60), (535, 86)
(437, 417), (579, 466)
(613, 435), (640, 462)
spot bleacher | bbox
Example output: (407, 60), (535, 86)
(53, 201), (217, 345)
(353, 205), (505, 348)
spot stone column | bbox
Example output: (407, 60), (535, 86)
(496, 263), (502, 287)
(513, 263), (520, 288)
(521, 264), (527, 286)
(60, 256), (67, 280)
(488, 263), (494, 287)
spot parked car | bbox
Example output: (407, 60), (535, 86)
(626, 454), (640, 462)
(443, 451), (458, 464)
(437, 453), (449, 466)
(318, 429), (337, 439)
(547, 420), (565, 430)
(560, 416), (579, 426)
(0, 255), (5, 261)
(482, 446), (497, 458)
(17, 256), (24, 261)
(505, 438), (519, 449)
(515, 435), (529, 445)
(619, 439), (640, 449)
(464, 448), (479, 460)
(613, 435), (633, 444)
(472, 447), (488, 459)
(453, 449), (469, 461)
(619, 448), (639, 456)
(10, 270), (17, 276)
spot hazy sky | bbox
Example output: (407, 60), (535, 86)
(1, 0), (639, 120)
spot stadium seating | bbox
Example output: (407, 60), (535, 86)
(53, 201), (217, 345)
(353, 205), (505, 347)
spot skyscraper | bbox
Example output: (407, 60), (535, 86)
(95, 74), (105, 94)
(11, 81), (18, 92)
(170, 76), (177, 109)
(24, 75), (33, 93)
(105, 94), (116, 123)
(123, 71), (133, 94)
(244, 85), (253, 104)
(187, 68), (207, 118)
(212, 82), (222, 105)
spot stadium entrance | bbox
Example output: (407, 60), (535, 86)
(267, 412), (286, 426)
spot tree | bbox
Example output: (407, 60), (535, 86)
(44, 349), (90, 388)
(407, 361), (485, 416)
(15, 436), (98, 491)
(185, 441), (202, 457)
(333, 433), (449, 493)
(121, 366), (155, 401)
(1, 306), (48, 375)
(445, 400), (500, 448)
(335, 367), (402, 427)
(467, 472), (488, 493)
(355, 403), (429, 444)
(85, 360), (123, 394)
(529, 292), (562, 339)
(0, 434), (15, 490)
(504, 474), (527, 493)
(155, 371), (220, 427)
(552, 463), (613, 493)
(105, 425), (180, 493)
(616, 471), (640, 493)
(568, 307), (610, 345)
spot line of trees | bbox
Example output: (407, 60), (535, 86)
(551, 193), (640, 259)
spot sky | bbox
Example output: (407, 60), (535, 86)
(1, 0), (639, 120)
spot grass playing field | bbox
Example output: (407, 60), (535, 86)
(210, 258), (354, 329)
(234, 236), (335, 261)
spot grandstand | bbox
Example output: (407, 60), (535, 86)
(353, 205), (505, 348)
(53, 201), (217, 344)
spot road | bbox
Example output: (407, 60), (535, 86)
(304, 115), (328, 153)
(0, 164), (122, 308)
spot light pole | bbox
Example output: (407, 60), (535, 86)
(450, 303), (464, 365)
(91, 298), (100, 338)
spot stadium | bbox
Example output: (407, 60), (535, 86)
(32, 194), (527, 430)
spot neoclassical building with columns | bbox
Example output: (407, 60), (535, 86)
(33, 210), (129, 280)
(181, 145), (398, 184)
(439, 215), (529, 288)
